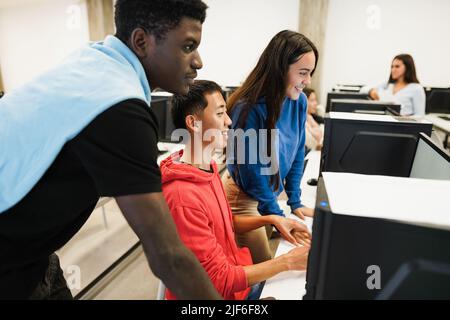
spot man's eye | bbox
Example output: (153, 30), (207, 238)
(183, 45), (194, 52)
(300, 72), (308, 76)
(217, 112), (224, 116)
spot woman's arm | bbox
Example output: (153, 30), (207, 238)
(233, 214), (311, 246)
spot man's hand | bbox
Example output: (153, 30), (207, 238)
(282, 246), (310, 271)
(271, 216), (311, 247)
(292, 207), (315, 220)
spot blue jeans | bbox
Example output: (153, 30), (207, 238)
(246, 282), (264, 300)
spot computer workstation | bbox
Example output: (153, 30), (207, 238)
(320, 112), (433, 177)
(325, 92), (369, 113)
(329, 99), (401, 116)
(305, 143), (450, 299)
(262, 115), (449, 299)
(305, 172), (450, 300)
(423, 88), (450, 149)
(425, 87), (450, 114)
(332, 84), (365, 93)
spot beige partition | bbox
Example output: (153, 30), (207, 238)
(299, 0), (329, 101)
(86, 0), (114, 41)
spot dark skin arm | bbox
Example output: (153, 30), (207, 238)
(115, 192), (222, 300)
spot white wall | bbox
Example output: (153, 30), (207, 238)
(0, 0), (89, 91)
(199, 0), (300, 86)
(320, 0), (450, 101)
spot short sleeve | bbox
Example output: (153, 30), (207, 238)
(70, 99), (162, 196)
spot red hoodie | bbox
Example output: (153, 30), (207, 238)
(160, 150), (253, 300)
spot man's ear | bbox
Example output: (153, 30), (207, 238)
(185, 115), (201, 133)
(129, 28), (156, 59)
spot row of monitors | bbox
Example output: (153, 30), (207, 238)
(320, 114), (449, 179)
(306, 114), (450, 299)
(152, 87), (450, 143)
(327, 87), (450, 114)
(318, 112), (450, 178)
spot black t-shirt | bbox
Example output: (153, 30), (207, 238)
(0, 99), (162, 298)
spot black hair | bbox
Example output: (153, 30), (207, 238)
(303, 87), (315, 98)
(171, 80), (224, 129)
(388, 54), (420, 84)
(115, 0), (208, 43)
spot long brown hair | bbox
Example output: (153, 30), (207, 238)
(228, 30), (318, 191)
(388, 54), (420, 84)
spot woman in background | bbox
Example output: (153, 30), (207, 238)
(361, 54), (425, 116)
(303, 88), (324, 151)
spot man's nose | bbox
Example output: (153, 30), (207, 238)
(192, 50), (203, 70)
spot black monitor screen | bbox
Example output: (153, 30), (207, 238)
(425, 88), (450, 114)
(325, 92), (369, 112)
(330, 99), (401, 115)
(151, 96), (177, 142)
(320, 115), (433, 177)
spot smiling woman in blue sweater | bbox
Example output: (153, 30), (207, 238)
(223, 30), (319, 264)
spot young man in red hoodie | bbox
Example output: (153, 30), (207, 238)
(160, 80), (311, 300)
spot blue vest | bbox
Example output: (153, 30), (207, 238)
(0, 35), (152, 213)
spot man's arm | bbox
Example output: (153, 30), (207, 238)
(115, 192), (221, 300)
(243, 246), (309, 286)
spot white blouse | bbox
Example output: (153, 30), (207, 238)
(361, 82), (426, 116)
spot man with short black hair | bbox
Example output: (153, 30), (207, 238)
(0, 0), (220, 300)
(161, 80), (311, 300)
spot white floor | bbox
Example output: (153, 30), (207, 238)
(57, 199), (159, 299)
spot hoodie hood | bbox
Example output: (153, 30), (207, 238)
(160, 150), (219, 185)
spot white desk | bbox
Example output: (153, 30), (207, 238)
(260, 150), (321, 300)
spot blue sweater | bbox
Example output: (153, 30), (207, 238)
(227, 94), (307, 216)
(0, 36), (151, 213)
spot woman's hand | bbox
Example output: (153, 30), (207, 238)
(292, 207), (314, 220)
(369, 89), (380, 100)
(271, 215), (311, 247)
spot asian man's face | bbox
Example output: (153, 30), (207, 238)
(198, 91), (232, 150)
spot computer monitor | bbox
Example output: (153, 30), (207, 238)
(325, 92), (369, 112)
(223, 86), (239, 101)
(304, 177), (450, 300)
(409, 133), (450, 180)
(332, 84), (365, 93)
(329, 99), (401, 116)
(320, 112), (433, 177)
(425, 88), (450, 114)
(151, 94), (177, 142)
